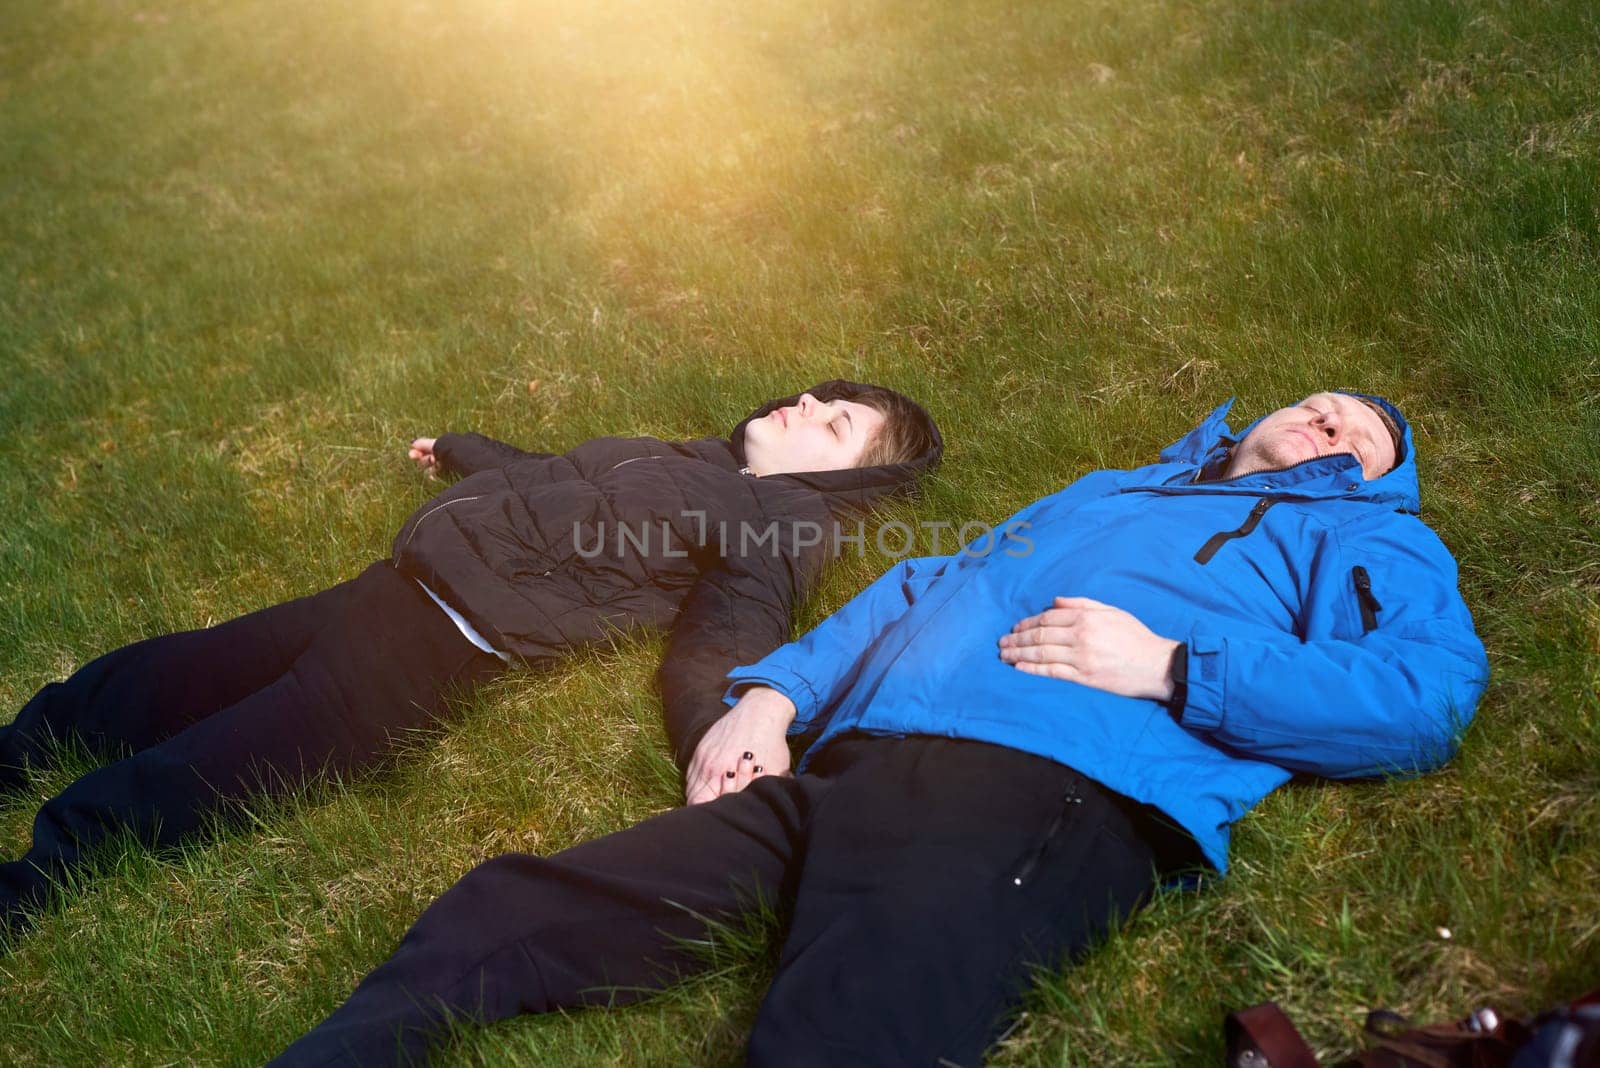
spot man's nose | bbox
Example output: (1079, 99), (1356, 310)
(1315, 411), (1343, 441)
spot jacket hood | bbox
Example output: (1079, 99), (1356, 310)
(1158, 393), (1420, 512)
(726, 379), (944, 515)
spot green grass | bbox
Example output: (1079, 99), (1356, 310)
(2, 0), (1597, 1063)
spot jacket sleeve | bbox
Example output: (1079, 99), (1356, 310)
(657, 547), (812, 770)
(724, 553), (956, 733)
(433, 432), (554, 478)
(1179, 519), (1489, 778)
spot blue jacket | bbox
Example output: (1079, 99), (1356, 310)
(726, 396), (1489, 872)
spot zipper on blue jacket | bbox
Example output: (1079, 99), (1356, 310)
(1193, 496), (1285, 565)
(1352, 565), (1382, 632)
(1011, 784), (1082, 887)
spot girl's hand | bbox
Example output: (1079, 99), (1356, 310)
(685, 687), (796, 805)
(408, 437), (440, 477)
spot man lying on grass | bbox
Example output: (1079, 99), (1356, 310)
(0, 380), (942, 937)
(273, 390), (1488, 1068)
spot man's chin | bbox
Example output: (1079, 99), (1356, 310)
(1262, 438), (1316, 469)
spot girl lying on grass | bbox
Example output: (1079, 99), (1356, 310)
(0, 380), (941, 938)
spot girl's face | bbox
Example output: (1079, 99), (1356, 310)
(742, 393), (885, 475)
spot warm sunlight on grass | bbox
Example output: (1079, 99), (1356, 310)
(2, 0), (1597, 1064)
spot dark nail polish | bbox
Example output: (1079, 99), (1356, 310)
(742, 751), (754, 760)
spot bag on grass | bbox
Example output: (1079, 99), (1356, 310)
(1223, 987), (1600, 1068)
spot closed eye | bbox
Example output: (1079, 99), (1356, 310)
(1329, 395), (1377, 468)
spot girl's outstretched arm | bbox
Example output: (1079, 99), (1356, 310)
(407, 432), (556, 478)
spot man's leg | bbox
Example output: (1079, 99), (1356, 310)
(746, 737), (1177, 1068)
(269, 772), (832, 1068)
(0, 563), (502, 929)
(1, 572), (368, 791)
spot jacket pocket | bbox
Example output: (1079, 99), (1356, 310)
(1351, 565), (1383, 633)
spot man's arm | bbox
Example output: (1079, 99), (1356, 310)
(677, 552), (955, 804)
(723, 553), (956, 733)
(1000, 523), (1488, 778)
(1176, 526), (1488, 777)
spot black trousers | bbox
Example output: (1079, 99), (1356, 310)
(272, 736), (1187, 1068)
(0, 561), (503, 929)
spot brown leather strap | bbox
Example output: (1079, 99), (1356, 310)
(1226, 1002), (1322, 1068)
(1354, 1014), (1526, 1067)
(1363, 1034), (1452, 1068)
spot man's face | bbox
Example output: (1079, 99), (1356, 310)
(1226, 392), (1398, 481)
(742, 392), (886, 476)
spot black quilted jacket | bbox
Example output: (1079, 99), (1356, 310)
(391, 381), (943, 768)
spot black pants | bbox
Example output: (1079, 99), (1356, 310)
(0, 561), (503, 929)
(272, 737), (1187, 1068)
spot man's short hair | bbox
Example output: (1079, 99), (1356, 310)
(1353, 396), (1404, 473)
(852, 387), (936, 469)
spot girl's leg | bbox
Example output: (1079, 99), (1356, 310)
(0, 563), (502, 931)
(1, 572), (369, 791)
(268, 773), (825, 1068)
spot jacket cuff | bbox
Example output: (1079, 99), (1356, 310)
(1164, 643), (1189, 722)
(432, 433), (473, 475)
(723, 663), (822, 732)
(1178, 635), (1226, 732)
